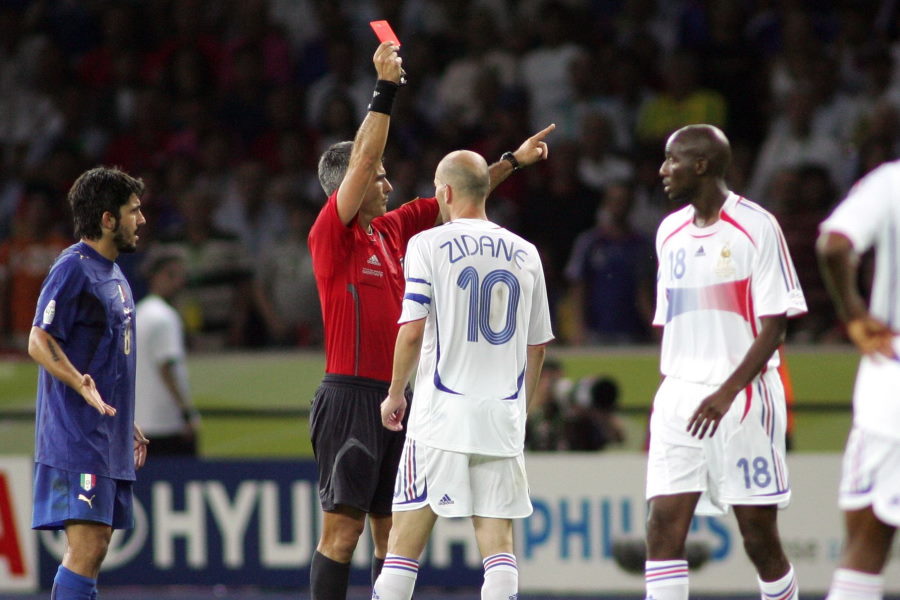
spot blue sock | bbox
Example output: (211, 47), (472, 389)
(51, 565), (96, 600)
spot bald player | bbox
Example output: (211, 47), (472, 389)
(373, 150), (554, 600)
(644, 125), (807, 600)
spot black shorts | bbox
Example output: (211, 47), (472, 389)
(310, 374), (410, 515)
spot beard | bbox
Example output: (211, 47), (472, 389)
(112, 224), (138, 253)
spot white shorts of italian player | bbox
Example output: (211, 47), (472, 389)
(392, 437), (532, 519)
(646, 369), (790, 516)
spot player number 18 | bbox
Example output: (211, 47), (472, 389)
(736, 456), (771, 489)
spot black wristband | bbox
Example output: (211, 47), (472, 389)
(501, 151), (521, 171)
(368, 79), (399, 115)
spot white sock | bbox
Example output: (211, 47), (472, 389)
(482, 553), (518, 600)
(826, 568), (884, 600)
(759, 564), (798, 600)
(644, 559), (689, 600)
(371, 554), (418, 600)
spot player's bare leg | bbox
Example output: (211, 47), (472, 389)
(62, 521), (112, 578)
(368, 512), (392, 585)
(51, 521), (112, 599)
(311, 505), (365, 600)
(372, 507), (437, 600)
(474, 516), (518, 600)
(839, 506), (896, 572)
(826, 507), (896, 600)
(644, 493), (699, 600)
(734, 505), (798, 600)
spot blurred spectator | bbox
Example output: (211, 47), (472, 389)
(563, 181), (655, 345)
(772, 164), (839, 342)
(434, 8), (517, 129)
(0, 185), (69, 350)
(520, 1), (586, 132)
(525, 358), (570, 451)
(252, 188), (321, 347)
(563, 376), (627, 451)
(305, 38), (370, 130)
(135, 247), (200, 456)
(748, 86), (844, 204)
(576, 112), (634, 194)
(213, 159), (288, 257)
(635, 49), (728, 148)
(157, 189), (252, 350)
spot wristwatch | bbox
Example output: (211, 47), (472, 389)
(501, 151), (521, 171)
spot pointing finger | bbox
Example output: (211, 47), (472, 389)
(532, 123), (556, 141)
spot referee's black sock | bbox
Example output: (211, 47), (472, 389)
(310, 550), (350, 600)
(372, 554), (386, 587)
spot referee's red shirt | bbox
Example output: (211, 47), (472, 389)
(308, 192), (439, 381)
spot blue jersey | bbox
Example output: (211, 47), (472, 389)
(33, 242), (137, 480)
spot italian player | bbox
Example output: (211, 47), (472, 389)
(29, 167), (150, 600)
(645, 125), (807, 600)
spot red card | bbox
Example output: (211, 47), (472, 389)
(370, 20), (401, 47)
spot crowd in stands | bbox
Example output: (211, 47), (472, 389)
(1, 0), (897, 351)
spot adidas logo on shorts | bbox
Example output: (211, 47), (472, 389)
(438, 494), (454, 505)
(367, 255), (382, 266)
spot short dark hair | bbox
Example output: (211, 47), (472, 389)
(140, 246), (186, 279)
(68, 167), (144, 240)
(317, 141), (353, 196)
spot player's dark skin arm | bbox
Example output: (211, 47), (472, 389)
(687, 314), (787, 438)
(28, 326), (116, 416)
(817, 231), (896, 357)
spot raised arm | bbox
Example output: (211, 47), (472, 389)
(335, 42), (403, 225)
(487, 123), (556, 193)
(28, 325), (116, 416)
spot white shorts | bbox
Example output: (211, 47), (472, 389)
(838, 426), (900, 527)
(392, 438), (533, 519)
(646, 371), (790, 515)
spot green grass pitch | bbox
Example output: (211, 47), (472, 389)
(0, 346), (858, 457)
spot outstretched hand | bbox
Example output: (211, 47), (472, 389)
(381, 393), (407, 431)
(513, 123), (556, 168)
(79, 374), (116, 416)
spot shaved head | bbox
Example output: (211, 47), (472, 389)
(668, 124), (732, 177)
(436, 150), (490, 202)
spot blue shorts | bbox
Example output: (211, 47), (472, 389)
(32, 463), (134, 530)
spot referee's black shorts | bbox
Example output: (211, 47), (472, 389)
(310, 374), (410, 515)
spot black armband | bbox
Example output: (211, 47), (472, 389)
(367, 79), (399, 115)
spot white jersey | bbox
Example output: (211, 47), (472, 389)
(135, 294), (191, 436)
(820, 161), (900, 440)
(654, 193), (807, 384)
(399, 218), (554, 456)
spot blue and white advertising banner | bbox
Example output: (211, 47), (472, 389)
(5, 454), (900, 594)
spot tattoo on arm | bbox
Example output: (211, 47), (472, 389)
(46, 339), (60, 362)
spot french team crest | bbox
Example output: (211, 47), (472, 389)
(80, 473), (96, 491)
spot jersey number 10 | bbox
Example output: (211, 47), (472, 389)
(457, 267), (520, 345)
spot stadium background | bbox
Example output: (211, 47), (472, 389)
(3, 0), (900, 597)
